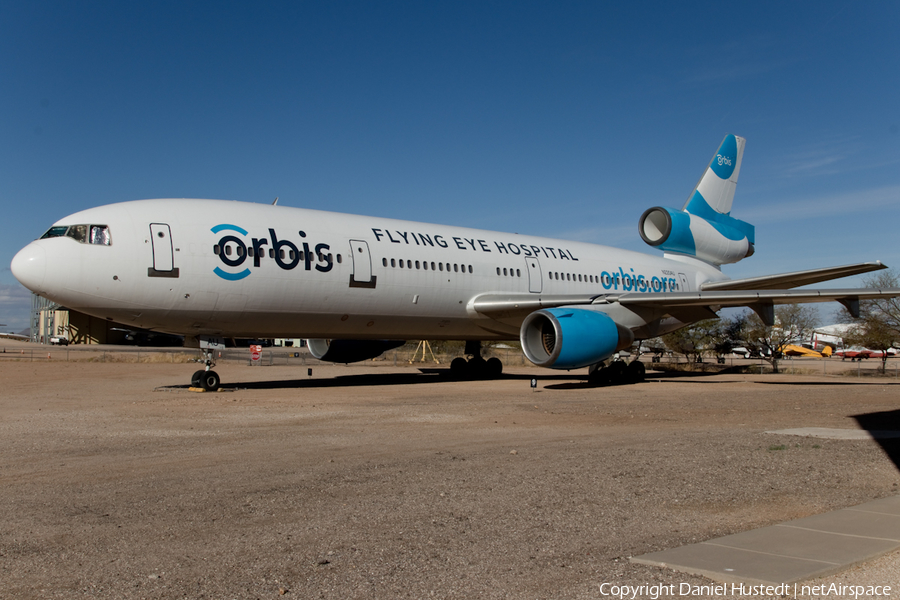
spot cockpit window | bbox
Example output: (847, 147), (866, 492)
(39, 224), (112, 245)
(90, 225), (111, 245)
(40, 226), (69, 239)
(67, 224), (88, 243)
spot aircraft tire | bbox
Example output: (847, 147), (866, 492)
(486, 357), (503, 377)
(588, 367), (611, 386)
(450, 357), (468, 378)
(199, 370), (220, 392)
(627, 360), (646, 383)
(607, 360), (627, 383)
(468, 357), (487, 378)
(191, 370), (205, 387)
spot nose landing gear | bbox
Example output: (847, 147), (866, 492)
(191, 349), (221, 391)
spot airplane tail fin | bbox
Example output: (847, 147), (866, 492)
(684, 133), (746, 217)
(638, 134), (755, 266)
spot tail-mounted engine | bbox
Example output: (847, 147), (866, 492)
(639, 206), (754, 266)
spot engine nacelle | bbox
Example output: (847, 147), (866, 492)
(639, 206), (754, 266)
(520, 308), (634, 369)
(306, 339), (405, 363)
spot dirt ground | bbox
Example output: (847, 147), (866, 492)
(1, 344), (900, 599)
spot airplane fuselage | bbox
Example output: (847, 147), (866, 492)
(12, 198), (727, 341)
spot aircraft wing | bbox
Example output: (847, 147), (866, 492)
(700, 261), (887, 291)
(471, 287), (900, 326)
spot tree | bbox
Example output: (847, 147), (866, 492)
(843, 270), (900, 373)
(662, 319), (720, 363)
(744, 304), (819, 374)
(711, 313), (750, 358)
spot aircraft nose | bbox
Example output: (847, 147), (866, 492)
(11, 243), (47, 293)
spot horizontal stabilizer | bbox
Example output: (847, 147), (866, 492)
(700, 261), (887, 291)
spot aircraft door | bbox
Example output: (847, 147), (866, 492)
(349, 239), (377, 288)
(149, 223), (179, 277)
(525, 256), (542, 293)
(677, 272), (690, 292)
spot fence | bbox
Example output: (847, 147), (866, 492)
(2, 344), (898, 378)
(0, 345), (535, 368)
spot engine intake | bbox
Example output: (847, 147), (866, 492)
(639, 206), (754, 266)
(520, 308), (634, 369)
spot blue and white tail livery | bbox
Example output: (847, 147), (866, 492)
(10, 134), (899, 387)
(639, 134), (754, 266)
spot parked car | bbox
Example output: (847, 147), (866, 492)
(49, 335), (69, 346)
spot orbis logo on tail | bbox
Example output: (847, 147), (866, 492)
(212, 224), (333, 281)
(710, 134), (738, 180)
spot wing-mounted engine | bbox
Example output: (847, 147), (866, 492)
(520, 308), (634, 369)
(307, 339), (405, 363)
(639, 206), (754, 266)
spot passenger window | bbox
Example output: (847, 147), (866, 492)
(468, 265), (472, 273)
(337, 254), (342, 263)
(382, 258), (387, 267)
(439, 263), (444, 271)
(213, 245), (221, 255)
(431, 262), (436, 270)
(391, 259), (396, 267)
(517, 269), (521, 277)
(225, 245), (233, 256)
(269, 249), (275, 258)
(454, 264), (458, 273)
(415, 260), (420, 269)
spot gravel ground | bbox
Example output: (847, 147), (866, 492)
(1, 351), (899, 599)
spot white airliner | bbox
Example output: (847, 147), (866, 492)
(11, 135), (900, 389)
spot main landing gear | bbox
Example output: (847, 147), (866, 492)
(587, 358), (646, 386)
(450, 341), (503, 379)
(191, 349), (221, 391)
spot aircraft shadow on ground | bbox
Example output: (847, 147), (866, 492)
(853, 410), (900, 473)
(755, 381), (900, 386)
(166, 369), (587, 391)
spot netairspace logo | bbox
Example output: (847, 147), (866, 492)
(598, 582), (892, 599)
(212, 224), (332, 281)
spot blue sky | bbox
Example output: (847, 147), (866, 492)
(2, 1), (898, 332)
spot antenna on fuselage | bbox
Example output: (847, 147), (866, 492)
(272, 197), (279, 205)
